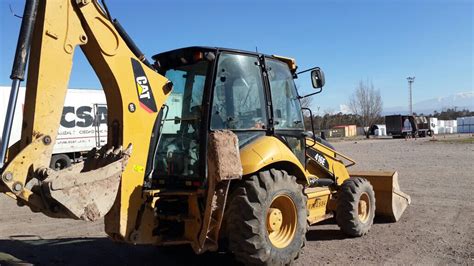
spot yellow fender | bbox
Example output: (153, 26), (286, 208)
(239, 136), (308, 184)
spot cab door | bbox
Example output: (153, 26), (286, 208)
(210, 52), (268, 137)
(265, 58), (306, 164)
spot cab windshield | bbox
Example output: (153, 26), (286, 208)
(153, 60), (209, 180)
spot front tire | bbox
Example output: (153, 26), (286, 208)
(336, 177), (375, 237)
(225, 169), (307, 265)
(50, 154), (71, 170)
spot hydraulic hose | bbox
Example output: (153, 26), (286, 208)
(0, 0), (40, 170)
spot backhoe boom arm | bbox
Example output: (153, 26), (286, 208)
(0, 0), (171, 241)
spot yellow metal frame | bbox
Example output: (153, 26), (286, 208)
(1, 0), (170, 243)
(303, 138), (356, 224)
(305, 137), (354, 185)
(305, 187), (334, 225)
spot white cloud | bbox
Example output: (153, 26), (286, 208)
(339, 104), (351, 114)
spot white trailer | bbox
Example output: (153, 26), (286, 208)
(1, 87), (107, 169)
(429, 117), (438, 135)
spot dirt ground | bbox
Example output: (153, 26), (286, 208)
(0, 134), (473, 265)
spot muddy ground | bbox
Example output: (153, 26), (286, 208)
(1, 134), (473, 265)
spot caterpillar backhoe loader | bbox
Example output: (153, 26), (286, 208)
(0, 0), (411, 264)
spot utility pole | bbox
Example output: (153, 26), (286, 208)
(317, 106), (320, 130)
(407, 77), (415, 115)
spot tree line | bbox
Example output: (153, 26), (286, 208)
(301, 80), (472, 132)
(419, 108), (474, 120)
(302, 112), (384, 131)
(303, 108), (473, 132)
(301, 79), (384, 132)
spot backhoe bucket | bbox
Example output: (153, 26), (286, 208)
(36, 145), (131, 221)
(349, 171), (411, 222)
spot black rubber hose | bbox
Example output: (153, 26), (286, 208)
(10, 0), (40, 80)
(1, 0), (40, 169)
(113, 19), (153, 69)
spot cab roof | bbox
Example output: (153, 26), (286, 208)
(152, 46), (298, 72)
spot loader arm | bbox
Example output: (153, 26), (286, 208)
(0, 0), (171, 239)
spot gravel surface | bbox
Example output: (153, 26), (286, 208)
(1, 135), (473, 265)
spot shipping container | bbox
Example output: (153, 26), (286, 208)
(332, 125), (357, 137)
(1, 86), (107, 169)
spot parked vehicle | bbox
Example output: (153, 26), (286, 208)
(0, 87), (107, 169)
(414, 116), (431, 137)
(385, 115), (432, 138)
(368, 124), (387, 136)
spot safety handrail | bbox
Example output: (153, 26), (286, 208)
(305, 137), (356, 168)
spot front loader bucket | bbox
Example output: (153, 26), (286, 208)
(349, 171), (411, 222)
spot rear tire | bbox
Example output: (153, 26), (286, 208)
(50, 154), (71, 170)
(225, 169), (307, 265)
(336, 177), (375, 237)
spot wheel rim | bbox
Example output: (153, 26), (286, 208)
(55, 159), (66, 170)
(358, 192), (370, 223)
(267, 194), (297, 248)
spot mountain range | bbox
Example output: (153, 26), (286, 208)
(382, 91), (474, 115)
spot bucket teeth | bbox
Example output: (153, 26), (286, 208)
(105, 147), (114, 156)
(81, 144), (132, 171)
(113, 146), (123, 156)
(123, 144), (132, 155)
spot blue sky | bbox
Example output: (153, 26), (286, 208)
(0, 0), (472, 113)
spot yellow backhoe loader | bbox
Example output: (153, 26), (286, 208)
(0, 0), (411, 264)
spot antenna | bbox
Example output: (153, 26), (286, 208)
(9, 4), (23, 18)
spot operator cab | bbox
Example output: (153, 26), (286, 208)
(150, 47), (322, 189)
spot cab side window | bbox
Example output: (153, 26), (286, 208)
(267, 59), (304, 130)
(211, 53), (267, 130)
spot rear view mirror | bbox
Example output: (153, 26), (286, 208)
(311, 68), (325, 88)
